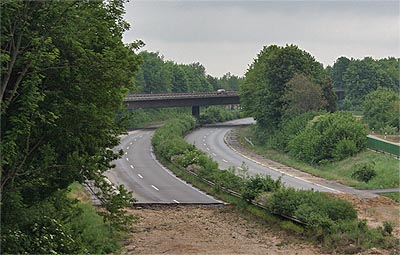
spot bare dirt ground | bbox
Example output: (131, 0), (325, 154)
(121, 205), (323, 255)
(329, 193), (400, 239)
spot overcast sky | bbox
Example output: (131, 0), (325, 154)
(123, 0), (399, 77)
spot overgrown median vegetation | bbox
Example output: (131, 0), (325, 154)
(152, 116), (398, 253)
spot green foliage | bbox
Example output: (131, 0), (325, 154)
(265, 188), (357, 228)
(272, 111), (322, 151)
(240, 44), (332, 130)
(351, 162), (377, 183)
(288, 112), (367, 163)
(134, 51), (217, 93)
(198, 106), (241, 124)
(282, 74), (328, 118)
(331, 56), (351, 89)
(1, 1), (139, 253)
(241, 175), (282, 202)
(338, 57), (400, 109)
(363, 87), (400, 132)
(209, 72), (244, 91)
(2, 189), (122, 254)
(324, 220), (398, 253)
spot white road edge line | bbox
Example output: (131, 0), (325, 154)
(223, 134), (341, 193)
(151, 185), (159, 191)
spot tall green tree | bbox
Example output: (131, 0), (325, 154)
(363, 88), (400, 132)
(240, 44), (330, 130)
(1, 1), (140, 252)
(282, 74), (327, 118)
(331, 56), (350, 89)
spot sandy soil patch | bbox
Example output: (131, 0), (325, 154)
(329, 193), (400, 239)
(121, 205), (323, 254)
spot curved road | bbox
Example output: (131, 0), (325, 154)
(105, 130), (221, 204)
(186, 118), (340, 193)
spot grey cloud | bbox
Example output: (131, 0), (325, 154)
(123, 1), (399, 77)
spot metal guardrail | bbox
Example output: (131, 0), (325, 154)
(367, 136), (400, 157)
(163, 158), (306, 225)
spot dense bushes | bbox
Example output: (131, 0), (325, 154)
(272, 111), (322, 151)
(266, 188), (357, 228)
(198, 106), (241, 124)
(288, 112), (366, 164)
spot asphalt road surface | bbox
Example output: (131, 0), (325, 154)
(105, 130), (221, 204)
(185, 118), (340, 193)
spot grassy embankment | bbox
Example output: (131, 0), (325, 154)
(67, 182), (124, 253)
(237, 126), (399, 198)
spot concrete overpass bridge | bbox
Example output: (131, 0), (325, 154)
(123, 91), (240, 117)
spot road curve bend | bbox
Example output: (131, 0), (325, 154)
(105, 130), (222, 204)
(185, 118), (377, 198)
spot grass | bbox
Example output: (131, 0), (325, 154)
(238, 126), (400, 190)
(382, 192), (400, 203)
(67, 182), (123, 254)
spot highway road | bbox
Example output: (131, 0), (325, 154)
(185, 118), (340, 193)
(105, 130), (221, 204)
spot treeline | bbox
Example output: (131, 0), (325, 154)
(133, 51), (243, 93)
(328, 56), (399, 110)
(152, 116), (397, 253)
(240, 45), (398, 166)
(1, 1), (139, 253)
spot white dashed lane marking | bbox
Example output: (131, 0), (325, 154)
(127, 146), (130, 150)
(126, 158), (129, 161)
(222, 159), (228, 163)
(151, 185), (159, 191)
(173, 200), (180, 203)
(138, 174), (143, 179)
(212, 153), (217, 156)
(130, 165), (134, 169)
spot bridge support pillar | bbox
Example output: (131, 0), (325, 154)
(192, 106), (200, 118)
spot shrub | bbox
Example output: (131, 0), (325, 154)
(351, 162), (377, 183)
(272, 111), (322, 152)
(265, 188), (357, 228)
(198, 106), (241, 124)
(288, 112), (367, 164)
(241, 175), (282, 202)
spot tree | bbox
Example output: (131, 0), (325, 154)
(363, 87), (400, 132)
(1, 1), (140, 252)
(331, 56), (351, 89)
(282, 73), (328, 118)
(342, 57), (396, 108)
(240, 44), (328, 130)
